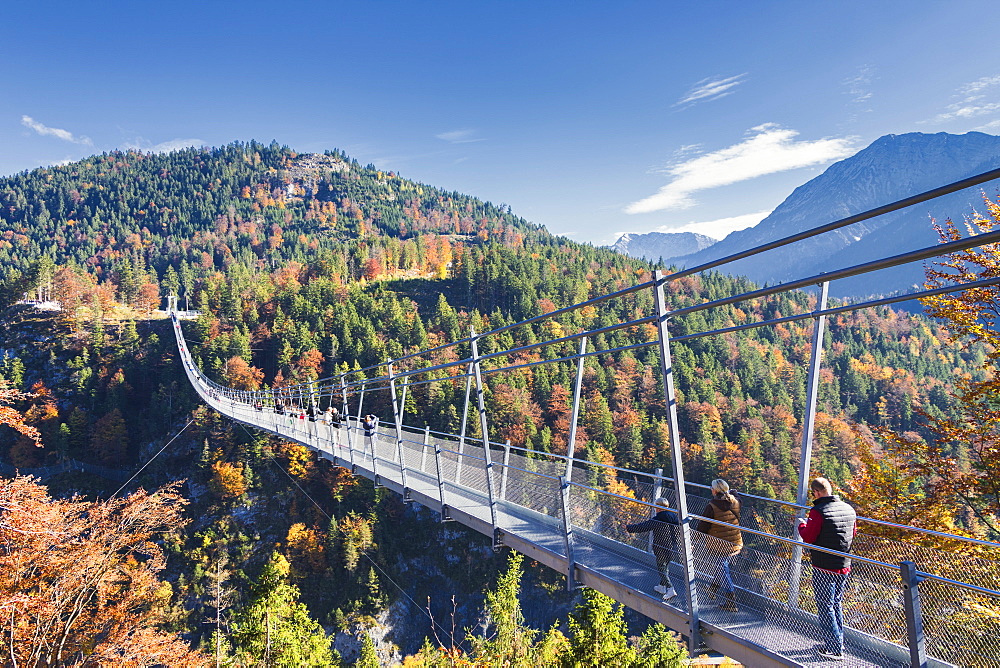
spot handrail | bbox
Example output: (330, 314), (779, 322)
(664, 165), (1000, 280)
(205, 369), (1000, 552)
(666, 229), (1000, 319)
(564, 479), (1000, 597)
(671, 275), (1000, 344)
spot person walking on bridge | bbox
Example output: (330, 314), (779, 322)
(798, 476), (856, 661)
(324, 405), (341, 426)
(625, 497), (680, 602)
(362, 414), (379, 438)
(695, 478), (743, 612)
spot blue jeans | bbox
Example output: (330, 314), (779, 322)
(708, 551), (734, 593)
(655, 552), (673, 589)
(812, 568), (849, 654)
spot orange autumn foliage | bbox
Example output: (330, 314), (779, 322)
(0, 477), (201, 665)
(284, 523), (327, 576)
(851, 197), (1000, 542)
(223, 355), (265, 391)
(0, 386), (41, 446)
(209, 460), (247, 500)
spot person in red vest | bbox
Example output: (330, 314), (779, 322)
(798, 476), (857, 661)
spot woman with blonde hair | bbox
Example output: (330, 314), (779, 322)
(695, 478), (743, 611)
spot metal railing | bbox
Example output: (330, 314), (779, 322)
(180, 363), (1000, 666)
(171, 166), (1000, 667)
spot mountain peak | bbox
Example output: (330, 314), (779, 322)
(612, 231), (717, 262)
(669, 131), (1000, 297)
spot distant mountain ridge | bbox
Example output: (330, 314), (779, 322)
(612, 231), (716, 262)
(670, 132), (1000, 298)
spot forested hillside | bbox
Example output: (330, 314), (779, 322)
(0, 142), (988, 662)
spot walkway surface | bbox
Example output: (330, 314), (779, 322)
(175, 353), (931, 665)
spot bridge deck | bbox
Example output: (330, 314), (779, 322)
(206, 393), (918, 668)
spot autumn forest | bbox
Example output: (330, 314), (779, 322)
(0, 142), (997, 665)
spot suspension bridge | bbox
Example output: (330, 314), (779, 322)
(170, 168), (1000, 668)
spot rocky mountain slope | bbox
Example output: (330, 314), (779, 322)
(667, 132), (1000, 298)
(611, 231), (716, 262)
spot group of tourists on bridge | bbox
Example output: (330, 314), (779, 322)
(626, 475), (856, 661)
(210, 375), (861, 662)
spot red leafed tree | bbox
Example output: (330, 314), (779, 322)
(0, 386), (40, 446)
(135, 281), (160, 315)
(362, 257), (384, 280)
(293, 348), (325, 382)
(223, 355), (265, 391)
(0, 477), (202, 665)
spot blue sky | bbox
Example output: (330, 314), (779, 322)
(6, 1), (1000, 245)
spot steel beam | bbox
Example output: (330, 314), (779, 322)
(651, 269), (702, 652)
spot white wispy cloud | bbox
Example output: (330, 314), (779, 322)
(661, 209), (772, 240)
(625, 124), (856, 215)
(123, 137), (205, 153)
(436, 128), (485, 144)
(843, 65), (875, 105)
(675, 74), (747, 107)
(934, 101), (1000, 122)
(21, 115), (92, 146)
(673, 143), (703, 158)
(150, 138), (204, 153)
(976, 118), (1000, 131)
(962, 75), (1000, 95)
(927, 76), (1000, 124)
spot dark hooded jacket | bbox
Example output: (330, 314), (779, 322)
(626, 509), (679, 560)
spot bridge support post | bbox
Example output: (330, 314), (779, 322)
(565, 336), (588, 481)
(357, 384), (380, 485)
(470, 327), (501, 547)
(456, 363), (473, 486)
(420, 425), (430, 473)
(388, 362), (411, 500)
(347, 383), (366, 472)
(558, 475), (577, 590)
(341, 379), (355, 472)
(433, 431), (452, 522)
(790, 281), (830, 609)
(308, 381), (319, 441)
(651, 269), (702, 652)
(500, 440), (511, 501)
(650, 467), (663, 555)
(901, 561), (928, 668)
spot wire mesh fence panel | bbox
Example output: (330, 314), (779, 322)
(918, 574), (1000, 667)
(432, 436), (462, 485)
(687, 526), (909, 667)
(399, 438), (424, 473)
(458, 456), (490, 500)
(499, 467), (561, 521)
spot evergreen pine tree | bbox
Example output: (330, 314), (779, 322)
(229, 552), (339, 666)
(563, 588), (636, 667)
(356, 634), (379, 668)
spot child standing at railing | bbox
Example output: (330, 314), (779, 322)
(625, 497), (680, 602)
